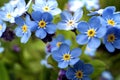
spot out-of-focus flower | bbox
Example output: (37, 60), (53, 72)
(76, 16), (106, 49)
(103, 27), (120, 52)
(57, 9), (83, 30)
(12, 45), (20, 52)
(15, 15), (35, 43)
(57, 69), (68, 80)
(68, 0), (99, 12)
(66, 60), (94, 80)
(52, 44), (81, 68)
(31, 11), (56, 39)
(32, 0), (61, 15)
(85, 46), (96, 57)
(0, 42), (4, 53)
(100, 71), (113, 80)
(88, 9), (104, 16)
(50, 34), (71, 52)
(0, 3), (16, 23)
(0, 20), (6, 37)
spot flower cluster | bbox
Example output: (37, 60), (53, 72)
(0, 0), (119, 80)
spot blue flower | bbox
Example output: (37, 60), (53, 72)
(76, 16), (106, 49)
(32, 0), (61, 15)
(52, 44), (82, 68)
(85, 46), (96, 57)
(0, 20), (6, 37)
(100, 6), (120, 28)
(15, 15), (35, 43)
(57, 9), (83, 30)
(50, 34), (71, 52)
(101, 71), (113, 80)
(31, 11), (56, 39)
(88, 9), (104, 16)
(0, 3), (16, 23)
(103, 27), (120, 52)
(66, 60), (94, 80)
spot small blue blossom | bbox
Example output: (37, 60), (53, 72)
(0, 3), (16, 23)
(32, 0), (61, 15)
(88, 9), (104, 16)
(0, 20), (6, 37)
(0, 42), (4, 53)
(52, 44), (81, 68)
(50, 34), (71, 52)
(101, 71), (113, 80)
(15, 15), (36, 43)
(66, 60), (94, 80)
(76, 16), (106, 49)
(100, 6), (120, 28)
(57, 9), (83, 30)
(103, 27), (120, 52)
(31, 11), (56, 39)
(85, 46), (96, 57)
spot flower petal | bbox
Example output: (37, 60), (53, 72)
(58, 61), (68, 68)
(105, 42), (115, 52)
(83, 64), (94, 75)
(15, 17), (24, 26)
(66, 68), (75, 79)
(41, 12), (53, 22)
(74, 60), (84, 70)
(15, 27), (23, 37)
(52, 50), (62, 62)
(61, 11), (72, 21)
(88, 38), (100, 49)
(35, 28), (47, 39)
(70, 58), (79, 65)
(50, 8), (61, 15)
(21, 30), (31, 43)
(114, 40), (120, 49)
(71, 48), (81, 58)
(58, 44), (70, 55)
(73, 8), (83, 21)
(31, 11), (42, 21)
(76, 34), (88, 45)
(77, 22), (89, 33)
(46, 23), (56, 34)
(96, 26), (107, 38)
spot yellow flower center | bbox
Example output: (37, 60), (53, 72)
(87, 29), (96, 37)
(67, 20), (75, 26)
(6, 13), (12, 19)
(43, 6), (50, 12)
(38, 20), (46, 28)
(107, 19), (115, 26)
(22, 25), (28, 33)
(0, 25), (2, 30)
(75, 70), (83, 79)
(56, 42), (62, 47)
(63, 54), (71, 61)
(107, 34), (115, 42)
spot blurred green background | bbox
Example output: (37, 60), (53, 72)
(0, 0), (120, 80)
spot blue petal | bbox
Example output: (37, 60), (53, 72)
(58, 44), (70, 55)
(77, 22), (89, 33)
(76, 34), (88, 45)
(31, 11), (42, 21)
(15, 27), (23, 37)
(70, 58), (79, 65)
(102, 6), (116, 18)
(41, 12), (53, 22)
(88, 38), (100, 49)
(56, 34), (65, 42)
(0, 32), (3, 37)
(50, 8), (61, 15)
(2, 23), (6, 32)
(74, 60), (84, 71)
(96, 26), (107, 38)
(35, 28), (47, 39)
(88, 16), (101, 29)
(0, 47), (4, 53)
(82, 76), (91, 80)
(113, 40), (120, 49)
(61, 11), (72, 21)
(64, 40), (71, 46)
(46, 23), (56, 34)
(66, 68), (75, 79)
(71, 48), (81, 58)
(26, 21), (38, 31)
(105, 42), (115, 52)
(21, 30), (31, 43)
(113, 13), (120, 23)
(52, 50), (62, 62)
(47, 0), (58, 8)
(15, 17), (24, 26)
(58, 61), (68, 68)
(83, 64), (94, 75)
(73, 8), (83, 22)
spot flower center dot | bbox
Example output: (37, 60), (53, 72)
(56, 42), (62, 47)
(38, 20), (46, 28)
(107, 19), (115, 26)
(43, 6), (50, 12)
(6, 13), (12, 19)
(63, 54), (71, 61)
(22, 25), (28, 33)
(107, 34), (115, 42)
(67, 20), (75, 26)
(75, 70), (83, 79)
(0, 25), (2, 30)
(87, 29), (96, 37)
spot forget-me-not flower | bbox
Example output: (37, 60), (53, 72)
(0, 20), (6, 37)
(85, 45), (96, 57)
(52, 44), (81, 68)
(31, 11), (56, 39)
(50, 34), (71, 52)
(32, 0), (61, 15)
(76, 16), (106, 49)
(15, 15), (36, 43)
(66, 60), (94, 80)
(103, 27), (120, 52)
(57, 9), (83, 30)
